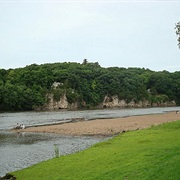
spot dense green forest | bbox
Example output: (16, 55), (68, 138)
(0, 61), (179, 111)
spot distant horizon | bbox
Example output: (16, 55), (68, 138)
(1, 60), (179, 73)
(0, 2), (179, 72)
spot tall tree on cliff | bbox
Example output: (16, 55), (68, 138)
(175, 22), (180, 48)
(82, 59), (88, 65)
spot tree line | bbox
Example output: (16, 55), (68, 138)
(0, 61), (179, 111)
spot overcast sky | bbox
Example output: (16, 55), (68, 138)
(0, 0), (179, 72)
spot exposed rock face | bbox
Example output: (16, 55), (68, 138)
(44, 93), (176, 110)
(51, 82), (63, 89)
(45, 82), (176, 110)
(44, 94), (87, 110)
(151, 100), (176, 107)
(59, 94), (68, 109)
(68, 102), (78, 110)
(103, 95), (126, 108)
(45, 93), (68, 110)
(102, 95), (176, 108)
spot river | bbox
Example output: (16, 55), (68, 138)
(0, 107), (179, 177)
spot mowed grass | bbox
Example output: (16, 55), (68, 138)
(12, 120), (180, 180)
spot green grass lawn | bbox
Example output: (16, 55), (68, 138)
(12, 120), (180, 180)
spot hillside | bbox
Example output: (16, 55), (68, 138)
(0, 61), (179, 111)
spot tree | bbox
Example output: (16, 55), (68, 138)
(175, 22), (180, 48)
(82, 59), (88, 65)
(0, 61), (180, 111)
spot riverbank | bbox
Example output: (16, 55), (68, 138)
(12, 111), (180, 136)
(11, 120), (180, 180)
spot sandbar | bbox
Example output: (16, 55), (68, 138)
(12, 111), (180, 136)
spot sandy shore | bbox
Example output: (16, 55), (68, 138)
(12, 111), (180, 136)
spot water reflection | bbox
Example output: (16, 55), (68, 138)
(0, 132), (108, 177)
(0, 132), (52, 146)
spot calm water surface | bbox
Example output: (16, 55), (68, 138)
(0, 107), (179, 177)
(0, 131), (108, 177)
(1, 107), (180, 131)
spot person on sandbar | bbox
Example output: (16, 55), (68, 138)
(16, 123), (20, 129)
(22, 124), (25, 129)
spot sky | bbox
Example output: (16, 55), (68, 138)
(0, 0), (180, 72)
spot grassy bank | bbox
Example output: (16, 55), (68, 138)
(12, 121), (180, 180)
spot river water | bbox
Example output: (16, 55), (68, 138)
(0, 107), (179, 177)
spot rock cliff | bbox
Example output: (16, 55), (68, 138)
(45, 93), (68, 110)
(44, 93), (176, 110)
(102, 95), (176, 108)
